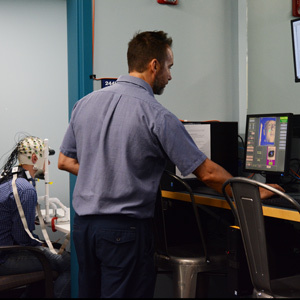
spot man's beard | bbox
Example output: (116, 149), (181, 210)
(153, 75), (165, 95)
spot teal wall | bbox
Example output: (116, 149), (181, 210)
(66, 1), (93, 297)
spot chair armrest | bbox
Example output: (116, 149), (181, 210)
(0, 245), (53, 276)
(0, 245), (54, 296)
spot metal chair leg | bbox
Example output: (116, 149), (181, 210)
(173, 265), (198, 298)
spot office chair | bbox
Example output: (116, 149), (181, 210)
(0, 245), (58, 298)
(222, 177), (300, 298)
(154, 170), (228, 298)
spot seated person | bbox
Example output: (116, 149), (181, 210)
(0, 135), (70, 298)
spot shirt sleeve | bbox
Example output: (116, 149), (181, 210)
(155, 111), (207, 177)
(59, 103), (78, 159)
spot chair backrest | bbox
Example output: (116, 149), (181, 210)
(222, 177), (300, 295)
(155, 170), (208, 260)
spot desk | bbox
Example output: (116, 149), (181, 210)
(161, 190), (300, 223)
(35, 208), (71, 252)
(40, 208), (70, 234)
(53, 223), (70, 234)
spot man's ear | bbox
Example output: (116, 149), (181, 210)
(150, 59), (159, 73)
(31, 153), (38, 164)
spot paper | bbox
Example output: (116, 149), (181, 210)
(176, 123), (211, 179)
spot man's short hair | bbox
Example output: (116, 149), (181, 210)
(127, 30), (173, 73)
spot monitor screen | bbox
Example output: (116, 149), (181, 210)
(291, 18), (300, 82)
(243, 113), (293, 183)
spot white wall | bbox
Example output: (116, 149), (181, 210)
(0, 0), (69, 207)
(248, 0), (300, 115)
(0, 0), (246, 211)
(93, 0), (242, 125)
(5, 0), (298, 207)
(2, 0), (298, 207)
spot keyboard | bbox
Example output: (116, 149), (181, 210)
(262, 193), (300, 210)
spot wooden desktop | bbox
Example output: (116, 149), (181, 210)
(161, 190), (300, 223)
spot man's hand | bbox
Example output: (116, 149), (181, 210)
(58, 152), (79, 176)
(259, 183), (285, 199)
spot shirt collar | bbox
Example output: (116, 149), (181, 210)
(116, 75), (154, 97)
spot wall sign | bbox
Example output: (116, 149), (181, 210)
(99, 78), (117, 89)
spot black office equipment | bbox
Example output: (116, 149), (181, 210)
(222, 177), (300, 298)
(226, 226), (253, 297)
(243, 113), (294, 184)
(261, 192), (300, 209)
(161, 121), (238, 192)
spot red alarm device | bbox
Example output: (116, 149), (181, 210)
(157, 0), (178, 5)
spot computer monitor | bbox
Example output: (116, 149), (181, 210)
(243, 113), (294, 184)
(291, 18), (300, 82)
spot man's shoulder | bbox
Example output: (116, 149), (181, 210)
(15, 177), (36, 191)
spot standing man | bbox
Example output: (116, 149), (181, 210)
(58, 30), (282, 298)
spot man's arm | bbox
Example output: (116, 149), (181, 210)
(58, 152), (79, 176)
(193, 158), (284, 199)
(192, 158), (233, 196)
